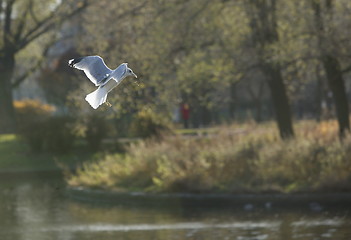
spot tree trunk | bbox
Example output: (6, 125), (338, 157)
(247, 79), (265, 123)
(315, 66), (323, 121)
(264, 64), (295, 139)
(311, 0), (350, 138)
(201, 105), (212, 126)
(229, 82), (236, 120)
(247, 0), (295, 139)
(254, 100), (263, 123)
(0, 56), (16, 133)
(323, 55), (350, 137)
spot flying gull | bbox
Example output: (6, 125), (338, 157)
(68, 55), (137, 109)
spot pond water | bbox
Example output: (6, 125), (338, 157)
(0, 171), (350, 240)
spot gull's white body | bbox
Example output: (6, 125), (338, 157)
(68, 56), (137, 109)
(83, 63), (128, 109)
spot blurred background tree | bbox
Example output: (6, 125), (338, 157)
(310, 0), (350, 137)
(0, 0), (88, 133)
(2, 0), (351, 141)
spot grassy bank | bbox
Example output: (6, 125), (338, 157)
(0, 134), (93, 172)
(67, 120), (351, 193)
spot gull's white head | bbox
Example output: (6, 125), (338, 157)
(124, 63), (137, 79)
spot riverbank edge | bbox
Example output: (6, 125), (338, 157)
(66, 187), (351, 211)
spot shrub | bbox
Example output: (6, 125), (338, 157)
(15, 99), (76, 153)
(85, 115), (109, 151)
(72, 113), (110, 151)
(14, 99), (55, 152)
(43, 116), (76, 153)
(67, 121), (351, 193)
(129, 108), (173, 138)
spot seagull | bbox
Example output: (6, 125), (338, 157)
(68, 55), (137, 109)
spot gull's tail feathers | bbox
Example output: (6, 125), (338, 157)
(85, 86), (108, 109)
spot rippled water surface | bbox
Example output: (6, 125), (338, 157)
(0, 172), (350, 240)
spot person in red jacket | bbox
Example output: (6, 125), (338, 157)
(181, 103), (190, 129)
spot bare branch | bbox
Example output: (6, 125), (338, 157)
(11, 59), (42, 88)
(14, 1), (31, 42)
(187, 0), (211, 23)
(3, 0), (15, 45)
(17, 11), (57, 50)
(12, 35), (56, 88)
(15, 0), (89, 53)
(28, 0), (39, 25)
(247, 78), (265, 101)
(280, 55), (320, 69)
(341, 65), (351, 74)
(115, 0), (148, 20)
(0, 0), (3, 16)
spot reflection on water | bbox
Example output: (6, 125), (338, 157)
(0, 172), (350, 240)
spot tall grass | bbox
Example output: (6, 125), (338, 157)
(67, 120), (351, 193)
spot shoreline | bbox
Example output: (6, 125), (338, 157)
(1, 168), (350, 212)
(66, 186), (351, 211)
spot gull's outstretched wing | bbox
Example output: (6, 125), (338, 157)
(68, 56), (112, 86)
(111, 63), (128, 82)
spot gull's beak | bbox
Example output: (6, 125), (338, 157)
(133, 72), (137, 78)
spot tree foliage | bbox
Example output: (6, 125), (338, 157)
(0, 0), (88, 133)
(3, 0), (351, 138)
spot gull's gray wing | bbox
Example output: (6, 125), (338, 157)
(111, 63), (128, 82)
(68, 56), (112, 86)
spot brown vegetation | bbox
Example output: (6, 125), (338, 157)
(67, 120), (351, 193)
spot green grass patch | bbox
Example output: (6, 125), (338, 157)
(0, 134), (94, 172)
(67, 120), (351, 194)
(176, 127), (218, 136)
